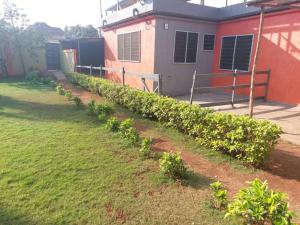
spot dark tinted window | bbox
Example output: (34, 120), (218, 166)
(220, 35), (253, 71)
(234, 35), (253, 71)
(220, 36), (236, 70)
(174, 31), (198, 63)
(203, 34), (215, 50)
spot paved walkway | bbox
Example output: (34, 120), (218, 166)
(177, 92), (300, 145)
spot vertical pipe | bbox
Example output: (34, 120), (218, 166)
(189, 70), (197, 105)
(158, 74), (162, 95)
(231, 69), (237, 107)
(249, 7), (265, 118)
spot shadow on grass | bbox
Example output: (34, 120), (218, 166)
(182, 171), (213, 190)
(0, 94), (96, 125)
(0, 208), (47, 225)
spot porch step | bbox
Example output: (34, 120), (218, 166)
(50, 70), (66, 81)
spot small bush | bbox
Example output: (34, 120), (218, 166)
(25, 70), (40, 82)
(56, 84), (65, 95)
(225, 179), (295, 225)
(94, 103), (113, 116)
(73, 96), (83, 107)
(159, 152), (187, 179)
(210, 181), (228, 210)
(139, 138), (152, 157)
(65, 90), (73, 101)
(106, 117), (121, 132)
(87, 100), (96, 115)
(119, 119), (139, 145)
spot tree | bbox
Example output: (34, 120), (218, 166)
(64, 25), (98, 39)
(2, 0), (28, 74)
(0, 19), (10, 75)
(1, 0), (45, 75)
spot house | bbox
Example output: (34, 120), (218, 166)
(101, 0), (300, 105)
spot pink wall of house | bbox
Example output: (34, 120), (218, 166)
(212, 9), (300, 105)
(102, 16), (156, 91)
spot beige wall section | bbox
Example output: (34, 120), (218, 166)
(7, 43), (47, 75)
(103, 17), (156, 90)
(60, 49), (75, 73)
(154, 16), (217, 96)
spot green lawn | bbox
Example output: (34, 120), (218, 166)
(0, 79), (233, 225)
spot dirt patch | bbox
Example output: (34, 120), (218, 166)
(64, 82), (300, 220)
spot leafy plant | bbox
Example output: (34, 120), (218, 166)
(119, 119), (139, 145)
(210, 181), (228, 210)
(139, 138), (152, 157)
(87, 100), (96, 115)
(94, 103), (113, 116)
(105, 117), (120, 132)
(73, 96), (83, 107)
(25, 70), (40, 82)
(65, 90), (73, 101)
(225, 179), (295, 225)
(66, 73), (283, 166)
(56, 84), (65, 95)
(159, 152), (187, 180)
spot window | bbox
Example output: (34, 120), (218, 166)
(174, 31), (198, 63)
(220, 35), (253, 71)
(203, 34), (215, 51)
(118, 31), (141, 61)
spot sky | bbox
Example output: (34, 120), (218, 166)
(0, 0), (244, 29)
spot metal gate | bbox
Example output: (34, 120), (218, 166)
(46, 43), (60, 71)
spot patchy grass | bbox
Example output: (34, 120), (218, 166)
(0, 79), (237, 225)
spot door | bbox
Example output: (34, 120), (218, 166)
(46, 43), (60, 70)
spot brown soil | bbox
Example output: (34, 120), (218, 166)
(63, 82), (300, 219)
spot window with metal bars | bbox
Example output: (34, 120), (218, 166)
(220, 35), (253, 71)
(117, 31), (141, 62)
(174, 31), (198, 64)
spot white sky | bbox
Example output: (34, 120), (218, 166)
(0, 0), (245, 29)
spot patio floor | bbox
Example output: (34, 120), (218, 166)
(177, 92), (300, 146)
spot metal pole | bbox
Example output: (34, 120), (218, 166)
(189, 70), (197, 105)
(158, 74), (162, 95)
(90, 65), (93, 76)
(100, 65), (103, 77)
(122, 67), (125, 86)
(231, 69), (237, 107)
(249, 6), (265, 118)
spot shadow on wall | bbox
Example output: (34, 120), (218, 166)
(211, 15), (300, 105)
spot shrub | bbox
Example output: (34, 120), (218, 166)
(73, 96), (83, 107)
(56, 84), (65, 95)
(210, 181), (228, 210)
(225, 179), (295, 225)
(65, 90), (73, 101)
(106, 117), (121, 132)
(159, 152), (187, 179)
(119, 119), (139, 145)
(25, 70), (40, 82)
(87, 100), (96, 115)
(65, 73), (283, 166)
(139, 138), (152, 157)
(94, 103), (113, 116)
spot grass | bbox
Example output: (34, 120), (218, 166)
(0, 79), (237, 225)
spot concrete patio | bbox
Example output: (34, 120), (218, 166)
(177, 92), (300, 146)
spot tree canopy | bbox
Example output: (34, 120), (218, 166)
(64, 25), (99, 39)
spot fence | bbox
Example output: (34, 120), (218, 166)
(76, 65), (162, 95)
(189, 69), (271, 107)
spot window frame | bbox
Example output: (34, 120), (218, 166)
(173, 30), (199, 65)
(117, 30), (141, 63)
(203, 34), (216, 51)
(219, 34), (254, 72)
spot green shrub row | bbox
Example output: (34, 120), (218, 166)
(66, 73), (282, 166)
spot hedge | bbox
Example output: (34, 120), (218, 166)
(66, 73), (282, 166)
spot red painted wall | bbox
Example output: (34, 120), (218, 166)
(102, 16), (156, 90)
(212, 10), (300, 105)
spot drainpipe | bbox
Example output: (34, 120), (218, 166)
(200, 0), (204, 5)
